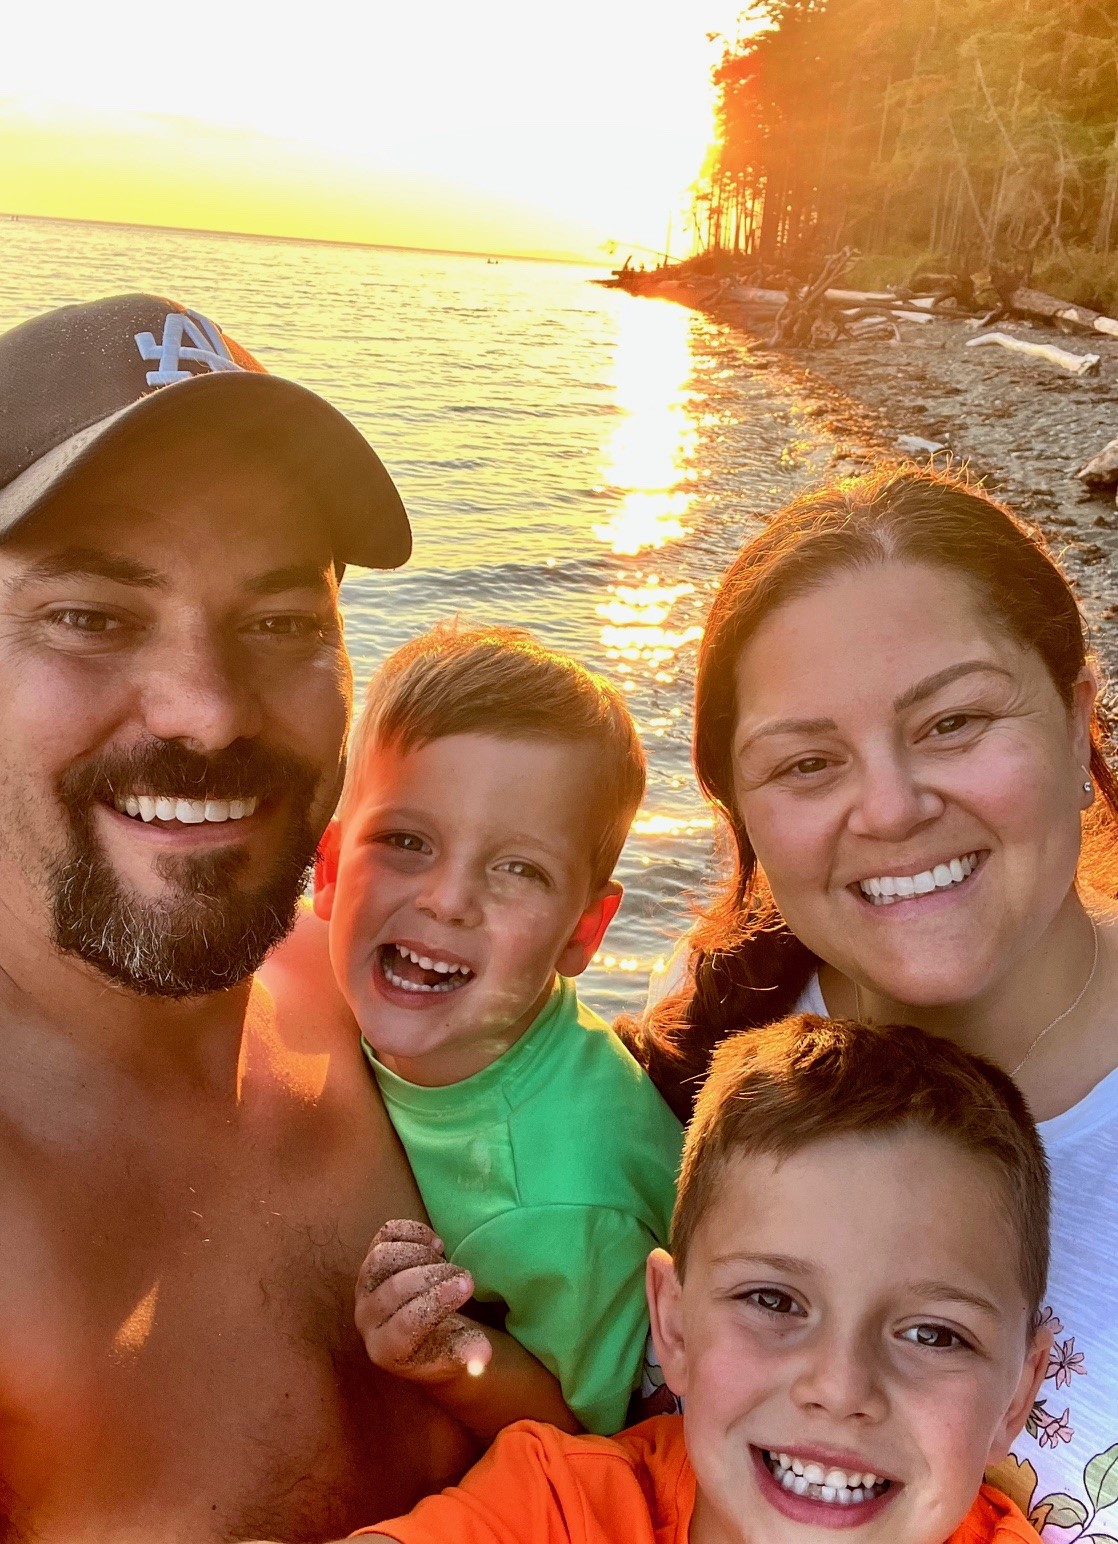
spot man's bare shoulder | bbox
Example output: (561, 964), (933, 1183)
(252, 906), (422, 1213)
(261, 901), (359, 1057)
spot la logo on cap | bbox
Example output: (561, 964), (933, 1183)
(134, 309), (245, 387)
(0, 292), (413, 570)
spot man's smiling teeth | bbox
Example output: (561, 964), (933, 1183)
(859, 851), (978, 905)
(765, 1450), (889, 1505)
(113, 795), (259, 824)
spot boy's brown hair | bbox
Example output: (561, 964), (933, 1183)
(343, 621), (647, 889)
(671, 1014), (1050, 1317)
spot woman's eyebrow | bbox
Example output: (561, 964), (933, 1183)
(893, 661), (1014, 714)
(736, 661), (1017, 752)
(735, 715), (838, 754)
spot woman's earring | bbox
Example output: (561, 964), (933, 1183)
(1083, 766), (1094, 795)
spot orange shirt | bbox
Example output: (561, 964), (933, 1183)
(355, 1416), (1041, 1544)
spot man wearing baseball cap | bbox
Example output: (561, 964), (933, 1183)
(0, 296), (472, 1541)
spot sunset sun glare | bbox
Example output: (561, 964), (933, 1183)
(0, 0), (745, 259)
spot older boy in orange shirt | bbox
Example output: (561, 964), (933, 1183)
(346, 1014), (1049, 1544)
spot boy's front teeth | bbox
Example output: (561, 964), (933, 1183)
(766, 1450), (888, 1505)
(397, 946), (470, 976)
(382, 945), (475, 993)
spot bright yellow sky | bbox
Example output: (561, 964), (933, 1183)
(0, 0), (745, 260)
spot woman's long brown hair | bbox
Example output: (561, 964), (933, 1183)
(625, 465), (1118, 1121)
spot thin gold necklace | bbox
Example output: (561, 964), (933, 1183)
(851, 917), (1100, 1080)
(1011, 918), (1099, 1077)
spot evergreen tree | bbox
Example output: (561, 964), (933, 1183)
(699, 0), (1118, 300)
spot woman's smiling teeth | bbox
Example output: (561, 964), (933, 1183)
(764, 1450), (890, 1505)
(858, 851), (979, 905)
(381, 944), (475, 993)
(112, 795), (259, 824)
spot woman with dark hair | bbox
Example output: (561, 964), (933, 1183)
(632, 465), (1117, 1535)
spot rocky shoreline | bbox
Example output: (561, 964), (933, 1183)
(757, 313), (1118, 681)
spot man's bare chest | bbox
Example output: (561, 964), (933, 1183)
(0, 1114), (467, 1541)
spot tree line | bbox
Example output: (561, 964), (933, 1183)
(697, 0), (1118, 304)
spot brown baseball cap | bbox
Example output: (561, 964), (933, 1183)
(0, 293), (412, 569)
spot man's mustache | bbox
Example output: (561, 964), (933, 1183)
(57, 738), (320, 809)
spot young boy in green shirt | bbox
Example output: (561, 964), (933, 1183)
(312, 622), (683, 1438)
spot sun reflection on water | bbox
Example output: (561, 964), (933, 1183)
(596, 576), (703, 677)
(631, 813), (714, 837)
(593, 299), (696, 558)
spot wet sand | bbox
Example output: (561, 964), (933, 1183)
(754, 313), (1118, 679)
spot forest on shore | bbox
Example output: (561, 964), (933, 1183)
(696, 0), (1118, 308)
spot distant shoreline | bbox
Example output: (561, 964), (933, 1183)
(0, 209), (597, 269)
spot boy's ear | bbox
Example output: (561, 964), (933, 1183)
(646, 1249), (688, 1399)
(556, 881), (623, 978)
(312, 820), (342, 921)
(986, 1324), (1052, 1467)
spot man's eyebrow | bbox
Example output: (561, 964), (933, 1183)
(893, 661), (1013, 714)
(5, 548), (166, 592)
(244, 563), (334, 597)
(906, 1279), (1003, 1318)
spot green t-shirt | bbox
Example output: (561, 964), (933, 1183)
(365, 977), (683, 1435)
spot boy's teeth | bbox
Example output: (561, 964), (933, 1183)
(383, 945), (474, 993)
(767, 1451), (888, 1506)
(859, 851), (977, 905)
(114, 795), (259, 824)
(398, 946), (468, 976)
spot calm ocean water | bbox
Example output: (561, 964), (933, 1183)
(0, 216), (842, 1012)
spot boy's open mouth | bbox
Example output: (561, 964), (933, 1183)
(760, 1448), (893, 1507)
(378, 943), (476, 995)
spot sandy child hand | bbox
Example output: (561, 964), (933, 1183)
(355, 1219), (492, 1386)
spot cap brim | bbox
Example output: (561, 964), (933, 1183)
(0, 371), (412, 570)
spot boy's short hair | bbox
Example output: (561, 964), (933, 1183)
(671, 1014), (1050, 1318)
(343, 621), (647, 889)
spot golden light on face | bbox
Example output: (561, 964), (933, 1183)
(0, 0), (747, 259)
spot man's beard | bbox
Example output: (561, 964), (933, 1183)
(50, 739), (324, 998)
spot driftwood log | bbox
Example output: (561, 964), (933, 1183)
(627, 267), (1118, 366)
(822, 288), (896, 306)
(846, 315), (899, 341)
(719, 285), (787, 310)
(1078, 435), (1118, 489)
(1009, 288), (1118, 341)
(965, 331), (1102, 376)
(770, 248), (858, 347)
(841, 306), (934, 326)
